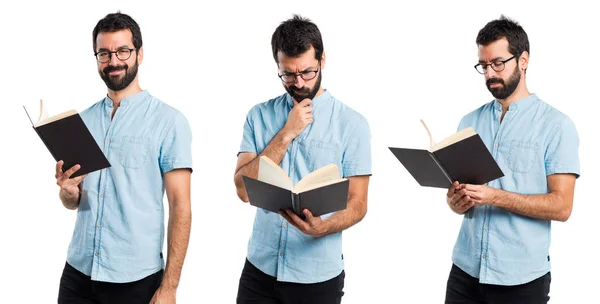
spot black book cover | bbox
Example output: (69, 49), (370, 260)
(433, 134), (503, 185)
(389, 134), (503, 188)
(242, 176), (350, 219)
(34, 114), (110, 178)
(388, 147), (452, 188)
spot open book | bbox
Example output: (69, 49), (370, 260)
(242, 156), (350, 219)
(388, 120), (503, 188)
(24, 100), (110, 178)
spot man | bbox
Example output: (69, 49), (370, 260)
(233, 15), (371, 303)
(445, 16), (579, 304)
(55, 12), (192, 304)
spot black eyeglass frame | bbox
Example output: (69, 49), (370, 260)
(474, 55), (517, 74)
(94, 48), (137, 63)
(278, 62), (321, 83)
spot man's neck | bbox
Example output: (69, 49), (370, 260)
(313, 87), (326, 100)
(107, 82), (143, 108)
(497, 84), (530, 113)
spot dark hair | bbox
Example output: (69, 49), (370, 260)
(271, 14), (324, 63)
(93, 12), (142, 52)
(476, 15), (529, 57)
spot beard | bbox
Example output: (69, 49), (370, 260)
(99, 59), (138, 91)
(285, 71), (322, 102)
(486, 64), (521, 100)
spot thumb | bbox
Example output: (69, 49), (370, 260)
(303, 208), (314, 221)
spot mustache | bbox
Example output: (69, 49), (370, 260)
(290, 86), (310, 94)
(486, 78), (504, 87)
(103, 64), (128, 74)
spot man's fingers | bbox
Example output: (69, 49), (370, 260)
(55, 161), (64, 178)
(298, 98), (312, 107)
(279, 211), (301, 230)
(62, 164), (81, 180)
(447, 181), (459, 197)
(463, 184), (478, 191)
(72, 174), (88, 185)
(464, 190), (481, 200)
(303, 209), (314, 222)
(285, 209), (309, 230)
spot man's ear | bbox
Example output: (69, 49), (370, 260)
(319, 51), (326, 70)
(519, 50), (529, 72)
(137, 46), (144, 65)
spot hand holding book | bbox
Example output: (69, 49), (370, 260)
(242, 156), (350, 219)
(24, 99), (110, 178)
(55, 160), (86, 209)
(389, 120), (504, 189)
(446, 181), (475, 214)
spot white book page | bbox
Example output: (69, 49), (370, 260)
(431, 127), (476, 152)
(34, 99), (77, 127)
(257, 156), (293, 191)
(295, 163), (342, 193)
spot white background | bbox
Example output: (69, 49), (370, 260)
(0, 0), (598, 303)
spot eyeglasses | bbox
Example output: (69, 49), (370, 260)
(94, 48), (136, 63)
(474, 55), (517, 74)
(278, 65), (320, 83)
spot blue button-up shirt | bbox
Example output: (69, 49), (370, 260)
(239, 90), (372, 283)
(452, 93), (580, 285)
(67, 90), (193, 283)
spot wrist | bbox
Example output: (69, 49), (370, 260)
(159, 275), (179, 292)
(279, 128), (296, 144)
(489, 187), (501, 206)
(158, 283), (177, 293)
(314, 220), (331, 238)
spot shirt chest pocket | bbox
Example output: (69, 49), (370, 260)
(507, 140), (539, 173)
(305, 139), (341, 172)
(119, 135), (151, 169)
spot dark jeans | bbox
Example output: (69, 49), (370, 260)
(237, 259), (345, 304)
(58, 262), (163, 304)
(445, 264), (551, 304)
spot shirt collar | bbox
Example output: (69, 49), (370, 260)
(493, 93), (539, 111)
(103, 90), (150, 108)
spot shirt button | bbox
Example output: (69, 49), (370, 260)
(482, 254), (486, 259)
(99, 193), (104, 199)
(494, 143), (499, 148)
(105, 140), (110, 144)
(283, 223), (287, 229)
(95, 252), (99, 256)
(280, 252), (284, 257)
(484, 225), (488, 230)
(291, 167), (295, 172)
(97, 223), (101, 228)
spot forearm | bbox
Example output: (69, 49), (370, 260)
(161, 200), (191, 291)
(59, 188), (80, 210)
(491, 189), (571, 221)
(321, 196), (367, 236)
(234, 129), (294, 201)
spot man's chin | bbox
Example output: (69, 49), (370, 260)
(293, 95), (309, 101)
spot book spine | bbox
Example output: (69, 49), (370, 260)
(291, 193), (301, 215)
(428, 152), (453, 183)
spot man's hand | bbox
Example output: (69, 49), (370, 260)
(446, 181), (474, 215)
(462, 184), (498, 206)
(279, 209), (328, 238)
(149, 287), (176, 304)
(55, 161), (86, 196)
(282, 98), (313, 139)
(56, 160), (87, 209)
